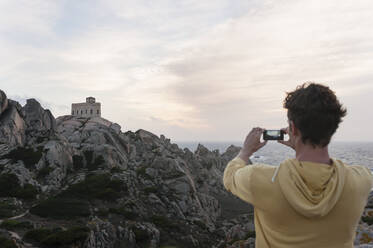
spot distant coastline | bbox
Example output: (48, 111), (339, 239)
(175, 140), (373, 153)
(176, 141), (373, 169)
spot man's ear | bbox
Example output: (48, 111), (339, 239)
(290, 120), (299, 136)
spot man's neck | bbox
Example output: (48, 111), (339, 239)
(295, 143), (331, 165)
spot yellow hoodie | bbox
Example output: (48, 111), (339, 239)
(223, 156), (373, 248)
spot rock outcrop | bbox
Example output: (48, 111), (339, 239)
(0, 90), (8, 115)
(22, 98), (57, 144)
(0, 98), (26, 149)
(0, 89), (252, 248)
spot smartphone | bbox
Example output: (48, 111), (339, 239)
(263, 130), (284, 141)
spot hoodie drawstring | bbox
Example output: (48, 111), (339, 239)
(272, 164), (281, 183)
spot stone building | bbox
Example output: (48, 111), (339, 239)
(71, 97), (101, 118)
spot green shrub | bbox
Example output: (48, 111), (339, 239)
(24, 226), (89, 246)
(0, 174), (38, 199)
(23, 228), (55, 243)
(133, 227), (150, 245)
(144, 186), (158, 194)
(244, 231), (256, 239)
(0, 174), (20, 197)
(161, 170), (185, 180)
(17, 183), (38, 199)
(31, 174), (126, 219)
(30, 198), (90, 219)
(96, 208), (109, 217)
(0, 236), (17, 248)
(124, 200), (137, 208)
(59, 173), (125, 201)
(136, 166), (152, 180)
(37, 165), (53, 178)
(36, 137), (45, 143)
(192, 219), (206, 229)
(362, 216), (373, 225)
(110, 167), (123, 173)
(150, 215), (180, 230)
(0, 202), (14, 218)
(109, 207), (139, 220)
(1, 146), (43, 169)
(136, 166), (146, 176)
(41, 226), (90, 246)
(0, 219), (33, 230)
(95, 188), (120, 201)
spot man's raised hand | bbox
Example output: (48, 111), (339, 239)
(238, 127), (267, 163)
(277, 127), (295, 150)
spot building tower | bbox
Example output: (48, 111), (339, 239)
(71, 97), (101, 118)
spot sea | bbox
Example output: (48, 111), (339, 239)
(176, 141), (373, 171)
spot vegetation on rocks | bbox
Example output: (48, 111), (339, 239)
(0, 202), (15, 218)
(144, 186), (158, 194)
(362, 216), (373, 225)
(136, 165), (152, 180)
(109, 207), (139, 220)
(150, 215), (180, 230)
(0, 235), (17, 248)
(0, 219), (33, 231)
(24, 226), (89, 247)
(30, 173), (126, 219)
(37, 165), (53, 178)
(133, 226), (151, 246)
(23, 228), (56, 243)
(30, 197), (91, 219)
(59, 173), (126, 201)
(0, 173), (38, 199)
(1, 146), (43, 169)
(110, 166), (123, 173)
(41, 226), (90, 247)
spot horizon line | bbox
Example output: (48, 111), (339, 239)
(173, 140), (373, 143)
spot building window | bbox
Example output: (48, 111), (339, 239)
(85, 109), (87, 114)
(90, 109), (93, 114)
(97, 110), (100, 114)
(81, 110), (83, 115)
(72, 110), (74, 115)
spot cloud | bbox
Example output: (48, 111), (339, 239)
(8, 94), (69, 114)
(0, 0), (60, 35)
(130, 0), (373, 141)
(1, 0), (372, 141)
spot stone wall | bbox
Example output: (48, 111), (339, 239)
(71, 102), (101, 118)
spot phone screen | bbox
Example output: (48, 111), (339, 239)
(263, 130), (284, 140)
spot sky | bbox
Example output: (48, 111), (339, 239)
(1, 0), (373, 143)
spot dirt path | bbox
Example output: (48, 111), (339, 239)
(0, 210), (29, 224)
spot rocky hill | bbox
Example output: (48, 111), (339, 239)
(0, 90), (255, 248)
(0, 89), (372, 248)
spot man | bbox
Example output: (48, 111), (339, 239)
(223, 83), (373, 248)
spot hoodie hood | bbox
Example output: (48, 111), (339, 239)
(277, 158), (346, 218)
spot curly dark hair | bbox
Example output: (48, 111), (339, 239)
(284, 83), (347, 147)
